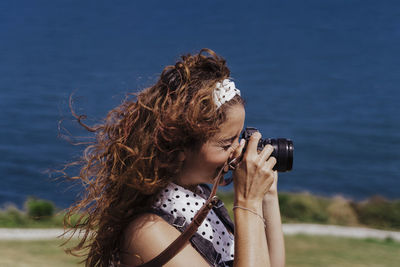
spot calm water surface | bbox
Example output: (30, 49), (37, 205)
(0, 0), (399, 208)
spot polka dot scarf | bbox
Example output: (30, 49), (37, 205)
(153, 183), (235, 262)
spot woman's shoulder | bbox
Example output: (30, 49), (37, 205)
(123, 212), (174, 250)
(121, 213), (209, 266)
(121, 213), (176, 265)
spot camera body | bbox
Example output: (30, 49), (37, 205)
(241, 127), (293, 172)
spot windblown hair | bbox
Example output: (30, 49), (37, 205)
(63, 49), (244, 266)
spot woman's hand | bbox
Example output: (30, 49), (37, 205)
(231, 132), (277, 267)
(232, 132), (277, 206)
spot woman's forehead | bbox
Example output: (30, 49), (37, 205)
(214, 105), (245, 140)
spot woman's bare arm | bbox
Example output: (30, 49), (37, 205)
(233, 199), (270, 266)
(263, 172), (286, 267)
(232, 132), (278, 267)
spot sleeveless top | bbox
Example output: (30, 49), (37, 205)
(151, 183), (235, 267)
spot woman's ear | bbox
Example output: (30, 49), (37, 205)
(178, 151), (186, 162)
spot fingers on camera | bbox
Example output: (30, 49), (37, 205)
(259, 144), (274, 162)
(245, 131), (262, 157)
(266, 156), (277, 169)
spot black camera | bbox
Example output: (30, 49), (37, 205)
(242, 127), (293, 172)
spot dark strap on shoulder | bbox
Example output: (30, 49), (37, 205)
(149, 208), (221, 266)
(149, 209), (188, 230)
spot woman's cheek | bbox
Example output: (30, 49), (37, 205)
(212, 152), (231, 165)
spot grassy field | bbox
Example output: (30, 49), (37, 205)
(0, 239), (81, 267)
(0, 235), (399, 266)
(285, 235), (400, 267)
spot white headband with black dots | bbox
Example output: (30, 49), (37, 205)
(213, 79), (241, 109)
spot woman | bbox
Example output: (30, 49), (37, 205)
(64, 49), (285, 266)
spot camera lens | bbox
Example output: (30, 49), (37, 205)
(241, 127), (294, 172)
(262, 138), (293, 172)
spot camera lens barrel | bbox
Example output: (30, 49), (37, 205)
(262, 138), (293, 172)
(242, 127), (294, 172)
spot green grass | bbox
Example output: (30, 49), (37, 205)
(0, 236), (399, 266)
(0, 239), (81, 267)
(285, 235), (400, 267)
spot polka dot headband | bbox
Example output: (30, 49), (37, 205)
(213, 79), (241, 109)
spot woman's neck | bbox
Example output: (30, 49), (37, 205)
(174, 180), (198, 192)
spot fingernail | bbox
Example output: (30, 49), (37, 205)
(240, 139), (245, 146)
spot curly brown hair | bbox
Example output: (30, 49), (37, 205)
(63, 48), (244, 266)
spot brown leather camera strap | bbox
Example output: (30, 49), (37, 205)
(135, 162), (229, 267)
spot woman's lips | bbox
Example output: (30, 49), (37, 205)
(223, 164), (230, 173)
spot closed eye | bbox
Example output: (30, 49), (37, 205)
(222, 144), (232, 151)
(216, 134), (239, 151)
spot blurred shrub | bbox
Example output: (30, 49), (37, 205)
(0, 204), (26, 227)
(25, 197), (55, 220)
(217, 191), (235, 218)
(327, 196), (359, 226)
(1, 193), (397, 230)
(210, 191), (400, 230)
(353, 196), (400, 230)
(279, 193), (329, 223)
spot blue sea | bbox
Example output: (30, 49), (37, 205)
(1, 0), (399, 208)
